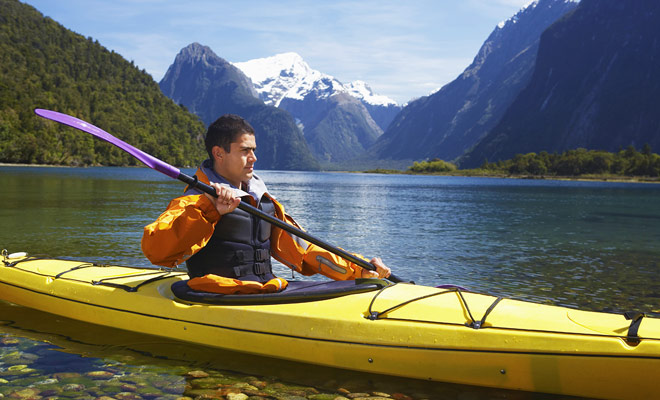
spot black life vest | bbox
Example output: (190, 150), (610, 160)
(186, 195), (276, 282)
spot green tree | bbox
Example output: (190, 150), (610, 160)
(0, 0), (206, 167)
(409, 158), (457, 173)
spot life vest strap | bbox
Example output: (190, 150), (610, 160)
(232, 261), (272, 278)
(235, 249), (270, 263)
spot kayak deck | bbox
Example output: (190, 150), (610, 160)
(1, 251), (659, 399)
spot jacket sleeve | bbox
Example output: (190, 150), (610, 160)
(269, 197), (368, 280)
(141, 194), (221, 268)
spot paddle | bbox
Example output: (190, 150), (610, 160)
(34, 109), (406, 283)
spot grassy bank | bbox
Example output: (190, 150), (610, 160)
(363, 168), (660, 183)
(364, 147), (660, 183)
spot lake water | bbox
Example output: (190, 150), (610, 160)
(1, 165), (659, 399)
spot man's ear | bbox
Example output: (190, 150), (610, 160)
(212, 145), (225, 163)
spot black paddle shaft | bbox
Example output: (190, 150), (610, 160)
(31, 109), (406, 284)
(177, 172), (405, 283)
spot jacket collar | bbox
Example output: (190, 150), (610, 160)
(190, 159), (268, 202)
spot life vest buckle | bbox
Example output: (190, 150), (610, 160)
(253, 262), (270, 275)
(255, 249), (270, 262)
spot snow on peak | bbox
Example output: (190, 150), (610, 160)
(345, 80), (397, 107)
(497, 0), (579, 29)
(234, 53), (397, 107)
(497, 0), (538, 29)
(234, 52), (342, 106)
(234, 52), (306, 85)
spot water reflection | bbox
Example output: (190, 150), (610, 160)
(259, 172), (660, 312)
(2, 167), (659, 310)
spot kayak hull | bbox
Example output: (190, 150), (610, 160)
(1, 254), (659, 399)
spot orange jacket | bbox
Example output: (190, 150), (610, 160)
(141, 166), (368, 281)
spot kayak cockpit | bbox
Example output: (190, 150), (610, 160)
(170, 278), (390, 305)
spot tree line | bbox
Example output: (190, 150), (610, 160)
(407, 145), (660, 178)
(480, 146), (660, 177)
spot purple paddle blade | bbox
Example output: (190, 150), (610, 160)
(34, 109), (180, 179)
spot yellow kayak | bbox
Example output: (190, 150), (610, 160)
(1, 250), (659, 399)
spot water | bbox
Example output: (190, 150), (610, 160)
(1, 165), (660, 398)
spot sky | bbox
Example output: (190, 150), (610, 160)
(22, 0), (534, 105)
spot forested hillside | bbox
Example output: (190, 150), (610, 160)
(0, 0), (206, 166)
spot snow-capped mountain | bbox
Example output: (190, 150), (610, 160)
(343, 80), (397, 107)
(233, 53), (400, 131)
(234, 52), (344, 106)
(234, 53), (398, 108)
(233, 53), (402, 163)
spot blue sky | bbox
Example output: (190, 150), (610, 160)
(23, 0), (533, 104)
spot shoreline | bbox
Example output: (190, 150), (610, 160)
(0, 162), (75, 168)
(0, 163), (153, 169)
(360, 168), (660, 184)
(447, 171), (659, 184)
(2, 163), (658, 184)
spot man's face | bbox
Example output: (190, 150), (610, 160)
(213, 133), (257, 187)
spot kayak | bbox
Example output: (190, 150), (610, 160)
(1, 250), (659, 399)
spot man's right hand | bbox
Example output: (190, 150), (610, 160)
(360, 256), (391, 279)
(205, 182), (241, 215)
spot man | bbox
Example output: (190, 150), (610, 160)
(142, 114), (390, 291)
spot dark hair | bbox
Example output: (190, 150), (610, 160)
(205, 114), (255, 158)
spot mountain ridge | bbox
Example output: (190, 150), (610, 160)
(234, 53), (398, 108)
(370, 0), (578, 164)
(159, 43), (320, 171)
(460, 0), (660, 167)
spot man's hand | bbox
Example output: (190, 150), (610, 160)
(205, 182), (241, 216)
(360, 257), (391, 279)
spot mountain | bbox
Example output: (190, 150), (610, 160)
(343, 80), (402, 131)
(370, 0), (578, 164)
(159, 43), (258, 123)
(281, 91), (383, 163)
(159, 44), (320, 171)
(234, 53), (400, 163)
(0, 0), (206, 167)
(461, 0), (660, 167)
